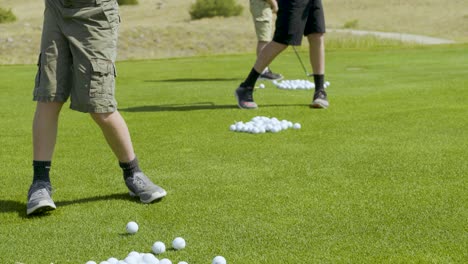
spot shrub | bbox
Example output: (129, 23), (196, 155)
(117, 0), (139, 5)
(189, 0), (243, 20)
(343, 19), (359, 29)
(0, 7), (16, 24)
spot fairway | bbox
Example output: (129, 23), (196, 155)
(0, 44), (467, 263)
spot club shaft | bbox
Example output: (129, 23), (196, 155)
(292, 46), (309, 76)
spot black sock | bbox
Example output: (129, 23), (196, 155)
(313, 74), (325, 91)
(33, 160), (51, 183)
(119, 157), (142, 180)
(241, 68), (261, 88)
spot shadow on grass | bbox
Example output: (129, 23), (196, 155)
(144, 77), (242, 82)
(1, 193), (163, 218)
(120, 102), (307, 112)
(120, 102), (237, 112)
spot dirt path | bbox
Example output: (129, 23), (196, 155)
(329, 29), (455, 45)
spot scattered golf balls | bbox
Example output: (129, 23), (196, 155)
(229, 116), (301, 134)
(152, 241), (166, 254)
(272, 79), (330, 90)
(258, 83), (265, 89)
(86, 228), (229, 264)
(172, 237), (186, 250)
(212, 256), (227, 264)
(126, 221), (139, 234)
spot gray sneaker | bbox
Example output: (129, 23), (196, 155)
(27, 181), (56, 215)
(259, 68), (283, 81)
(125, 172), (167, 203)
(310, 89), (329, 109)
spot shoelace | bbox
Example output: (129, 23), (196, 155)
(314, 90), (326, 100)
(244, 88), (254, 101)
(28, 181), (52, 198)
(133, 176), (147, 190)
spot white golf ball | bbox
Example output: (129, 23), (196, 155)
(178, 262), (188, 264)
(229, 124), (236, 131)
(172, 237), (186, 250)
(212, 256), (227, 264)
(259, 83), (265, 89)
(127, 251), (140, 258)
(86, 262), (97, 264)
(142, 253), (159, 264)
(160, 259), (172, 264)
(293, 123), (301, 129)
(123, 257), (138, 264)
(152, 241), (166, 254)
(107, 258), (119, 264)
(126, 221), (138, 234)
(99, 261), (110, 264)
(270, 126), (280, 133)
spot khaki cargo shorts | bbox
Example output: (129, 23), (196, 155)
(249, 0), (274, 42)
(33, 0), (120, 113)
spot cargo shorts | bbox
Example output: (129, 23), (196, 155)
(249, 0), (274, 42)
(33, 0), (120, 113)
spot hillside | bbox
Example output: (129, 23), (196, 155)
(0, 0), (466, 64)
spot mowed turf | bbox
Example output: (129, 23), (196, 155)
(0, 44), (467, 263)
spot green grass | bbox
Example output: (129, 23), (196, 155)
(0, 44), (467, 263)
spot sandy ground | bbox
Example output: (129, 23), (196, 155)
(0, 0), (461, 65)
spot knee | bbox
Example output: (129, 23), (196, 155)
(90, 112), (112, 125)
(307, 33), (324, 41)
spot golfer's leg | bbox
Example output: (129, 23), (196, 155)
(307, 33), (325, 74)
(33, 102), (64, 161)
(253, 41), (288, 73)
(256, 41), (269, 57)
(90, 111), (135, 163)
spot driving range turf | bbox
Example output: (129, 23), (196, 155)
(0, 43), (467, 263)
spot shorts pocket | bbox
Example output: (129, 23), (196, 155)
(89, 58), (115, 99)
(102, 1), (120, 29)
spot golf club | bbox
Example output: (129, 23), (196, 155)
(292, 45), (313, 77)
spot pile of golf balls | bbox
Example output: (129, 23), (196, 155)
(85, 222), (226, 264)
(230, 116), (301, 134)
(272, 80), (330, 90)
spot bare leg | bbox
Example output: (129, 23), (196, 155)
(253, 41), (288, 73)
(33, 102), (64, 161)
(90, 111), (135, 163)
(307, 33), (325, 74)
(308, 33), (329, 108)
(256, 41), (269, 57)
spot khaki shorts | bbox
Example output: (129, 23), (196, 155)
(249, 0), (274, 42)
(33, 0), (120, 113)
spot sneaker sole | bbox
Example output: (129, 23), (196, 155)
(27, 200), (56, 215)
(310, 99), (329, 109)
(234, 91), (258, 109)
(258, 76), (283, 81)
(129, 190), (167, 204)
